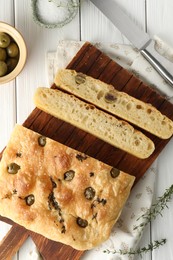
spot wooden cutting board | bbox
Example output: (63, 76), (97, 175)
(0, 42), (173, 260)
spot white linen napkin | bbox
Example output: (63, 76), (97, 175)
(46, 39), (173, 260)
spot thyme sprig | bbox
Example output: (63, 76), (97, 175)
(134, 184), (173, 230)
(103, 239), (167, 258)
(104, 184), (173, 256)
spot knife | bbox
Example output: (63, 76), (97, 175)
(90, 0), (173, 87)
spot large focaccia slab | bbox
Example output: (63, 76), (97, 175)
(0, 125), (135, 250)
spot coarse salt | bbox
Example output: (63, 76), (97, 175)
(36, 0), (75, 24)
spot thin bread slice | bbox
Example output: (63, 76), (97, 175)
(54, 69), (173, 139)
(34, 87), (155, 159)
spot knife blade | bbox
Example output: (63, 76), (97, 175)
(90, 0), (173, 87)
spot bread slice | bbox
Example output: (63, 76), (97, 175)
(54, 69), (173, 139)
(0, 124), (135, 250)
(34, 87), (155, 159)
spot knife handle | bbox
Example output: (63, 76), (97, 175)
(141, 40), (173, 87)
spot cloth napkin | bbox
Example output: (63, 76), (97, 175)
(45, 39), (173, 260)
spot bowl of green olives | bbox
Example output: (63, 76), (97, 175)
(0, 22), (27, 84)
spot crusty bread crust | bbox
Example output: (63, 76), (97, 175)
(0, 125), (135, 250)
(54, 69), (173, 139)
(34, 87), (155, 159)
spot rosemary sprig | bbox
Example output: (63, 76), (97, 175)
(134, 184), (173, 230)
(103, 239), (167, 258)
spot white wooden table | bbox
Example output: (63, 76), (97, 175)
(0, 1), (173, 259)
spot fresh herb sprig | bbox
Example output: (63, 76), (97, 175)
(104, 184), (173, 257)
(134, 184), (173, 231)
(103, 239), (167, 258)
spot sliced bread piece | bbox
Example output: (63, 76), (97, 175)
(34, 87), (155, 159)
(54, 69), (173, 139)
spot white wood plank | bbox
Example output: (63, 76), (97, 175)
(14, 0), (80, 124)
(0, 2), (16, 150)
(150, 139), (173, 260)
(147, 1), (173, 259)
(0, 2), (18, 259)
(0, 84), (16, 151)
(0, 0), (14, 23)
(81, 0), (146, 44)
(147, 0), (173, 46)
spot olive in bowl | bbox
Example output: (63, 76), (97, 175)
(0, 22), (27, 84)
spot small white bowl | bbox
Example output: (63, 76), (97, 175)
(0, 22), (27, 84)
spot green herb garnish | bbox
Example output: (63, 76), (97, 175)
(134, 184), (173, 230)
(103, 184), (173, 257)
(103, 239), (167, 258)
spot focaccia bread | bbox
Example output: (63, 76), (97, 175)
(54, 69), (173, 139)
(34, 87), (155, 159)
(0, 125), (135, 250)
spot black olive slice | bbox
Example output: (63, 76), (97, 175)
(76, 217), (88, 228)
(7, 163), (20, 174)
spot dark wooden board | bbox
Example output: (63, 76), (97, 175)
(0, 42), (173, 260)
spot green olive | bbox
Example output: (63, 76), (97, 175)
(75, 73), (86, 84)
(6, 42), (19, 58)
(104, 92), (117, 103)
(64, 170), (75, 181)
(38, 136), (46, 147)
(110, 167), (120, 178)
(0, 33), (11, 48)
(25, 194), (35, 206)
(0, 47), (7, 61)
(84, 187), (96, 200)
(6, 58), (18, 73)
(7, 162), (20, 174)
(0, 61), (7, 77)
(76, 217), (88, 228)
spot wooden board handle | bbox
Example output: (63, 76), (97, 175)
(0, 224), (29, 260)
